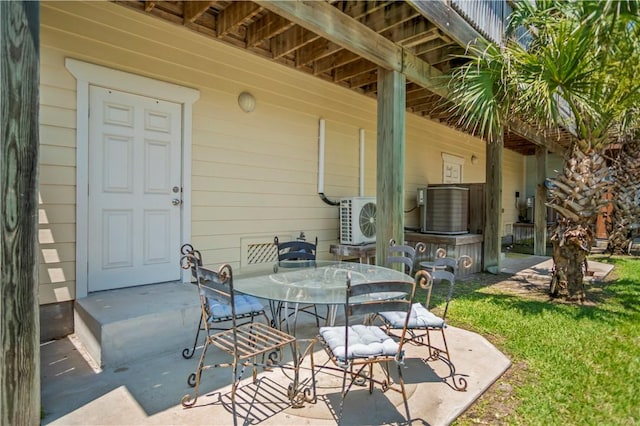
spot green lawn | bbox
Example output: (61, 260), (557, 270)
(448, 256), (640, 425)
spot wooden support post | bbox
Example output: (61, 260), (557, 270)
(534, 146), (548, 255)
(376, 68), (406, 266)
(484, 132), (503, 273)
(1, 1), (41, 424)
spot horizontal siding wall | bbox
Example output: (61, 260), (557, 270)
(39, 1), (522, 304)
(502, 149), (524, 234)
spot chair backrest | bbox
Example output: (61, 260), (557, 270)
(341, 272), (416, 355)
(180, 253), (238, 329)
(274, 235), (318, 267)
(181, 243), (203, 280)
(417, 268), (456, 320)
(433, 253), (473, 276)
(433, 256), (459, 274)
(386, 239), (425, 275)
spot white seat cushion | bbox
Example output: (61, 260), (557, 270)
(208, 295), (263, 319)
(379, 303), (445, 329)
(319, 324), (398, 361)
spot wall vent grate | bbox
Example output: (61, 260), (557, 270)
(246, 243), (277, 265)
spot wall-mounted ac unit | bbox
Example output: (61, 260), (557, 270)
(340, 197), (376, 244)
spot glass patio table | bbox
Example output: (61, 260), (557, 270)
(233, 261), (413, 330)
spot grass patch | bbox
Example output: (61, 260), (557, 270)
(445, 256), (640, 425)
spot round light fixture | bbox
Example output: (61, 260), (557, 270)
(238, 91), (256, 113)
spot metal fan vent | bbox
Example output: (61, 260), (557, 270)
(359, 202), (376, 238)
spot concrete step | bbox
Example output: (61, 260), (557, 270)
(74, 281), (201, 368)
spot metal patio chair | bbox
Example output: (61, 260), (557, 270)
(386, 239), (426, 275)
(313, 272), (417, 423)
(180, 254), (311, 425)
(419, 247), (473, 278)
(273, 235), (325, 333)
(434, 251), (473, 276)
(180, 244), (268, 373)
(376, 266), (470, 391)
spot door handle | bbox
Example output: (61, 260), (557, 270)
(171, 199), (182, 206)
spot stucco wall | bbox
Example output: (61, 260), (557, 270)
(38, 1), (522, 305)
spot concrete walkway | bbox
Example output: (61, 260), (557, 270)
(500, 252), (614, 283)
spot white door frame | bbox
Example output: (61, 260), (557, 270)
(66, 58), (200, 298)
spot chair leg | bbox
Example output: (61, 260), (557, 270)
(181, 337), (210, 407)
(396, 360), (411, 423)
(291, 303), (299, 335)
(338, 364), (349, 423)
(182, 316), (203, 359)
(306, 344), (317, 404)
(313, 305), (320, 327)
(440, 328), (451, 361)
(231, 356), (240, 426)
(425, 329), (439, 361)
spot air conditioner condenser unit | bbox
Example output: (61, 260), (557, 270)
(339, 197), (376, 244)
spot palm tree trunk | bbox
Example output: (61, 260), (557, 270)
(547, 142), (609, 301)
(549, 221), (592, 301)
(608, 139), (640, 254)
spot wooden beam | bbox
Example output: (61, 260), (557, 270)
(314, 50), (360, 75)
(402, 49), (447, 97)
(275, 2), (415, 62)
(271, 25), (317, 59)
(406, 88), (433, 102)
(534, 146), (548, 255)
(358, 1), (418, 34)
(407, 94), (437, 109)
(484, 133), (503, 273)
(246, 12), (291, 47)
(296, 39), (339, 67)
(334, 58), (376, 82)
(420, 45), (458, 66)
(410, 101), (439, 114)
(1, 1), (40, 423)
(407, 0), (480, 48)
(257, 1), (401, 70)
(257, 0), (445, 95)
(376, 68), (406, 267)
(509, 118), (566, 155)
(337, 0), (389, 19)
(414, 37), (455, 55)
(183, 1), (214, 24)
(144, 1), (156, 12)
(296, 2), (390, 67)
(316, 3), (418, 78)
(387, 20), (439, 46)
(348, 70), (377, 88)
(217, 1), (261, 38)
(406, 82), (425, 94)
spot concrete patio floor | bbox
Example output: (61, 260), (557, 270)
(40, 254), (614, 425)
(41, 322), (510, 426)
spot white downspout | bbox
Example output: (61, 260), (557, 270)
(359, 128), (365, 197)
(318, 118), (325, 194)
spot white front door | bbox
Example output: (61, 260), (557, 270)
(88, 86), (182, 292)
